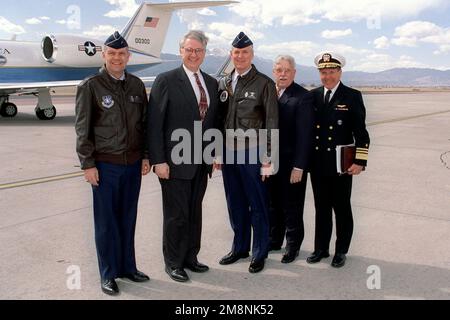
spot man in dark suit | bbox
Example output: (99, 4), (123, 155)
(268, 55), (314, 263)
(307, 52), (370, 268)
(147, 30), (219, 282)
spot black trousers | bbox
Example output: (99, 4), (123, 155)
(159, 165), (208, 269)
(268, 167), (307, 252)
(310, 173), (353, 254)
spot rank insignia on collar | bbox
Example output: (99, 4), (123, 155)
(337, 104), (347, 108)
(220, 90), (229, 103)
(102, 95), (115, 109)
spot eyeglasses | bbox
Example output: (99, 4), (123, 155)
(183, 47), (205, 55)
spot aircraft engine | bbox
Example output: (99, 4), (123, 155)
(41, 34), (103, 67)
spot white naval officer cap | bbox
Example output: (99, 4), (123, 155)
(314, 52), (346, 69)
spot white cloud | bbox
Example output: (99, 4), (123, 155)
(351, 53), (430, 72)
(229, 0), (445, 26)
(321, 29), (352, 39)
(206, 22), (265, 48)
(55, 20), (67, 25)
(373, 36), (390, 49)
(39, 16), (51, 21)
(391, 20), (450, 54)
(104, 0), (139, 18)
(83, 25), (117, 38)
(257, 41), (319, 61)
(26, 18), (43, 25)
(391, 36), (418, 47)
(198, 8), (216, 16)
(394, 20), (441, 38)
(324, 43), (372, 56)
(0, 16), (26, 34)
(169, 0), (220, 30)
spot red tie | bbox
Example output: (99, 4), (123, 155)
(194, 73), (208, 121)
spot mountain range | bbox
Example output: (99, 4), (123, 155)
(135, 53), (450, 87)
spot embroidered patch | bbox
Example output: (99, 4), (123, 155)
(102, 95), (114, 109)
(220, 90), (229, 102)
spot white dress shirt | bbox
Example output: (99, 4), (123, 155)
(323, 81), (341, 101)
(232, 67), (252, 93)
(183, 64), (210, 106)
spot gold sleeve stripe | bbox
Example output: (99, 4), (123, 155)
(355, 154), (369, 161)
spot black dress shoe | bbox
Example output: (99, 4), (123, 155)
(219, 251), (249, 265)
(101, 279), (119, 296)
(249, 259), (265, 273)
(306, 250), (330, 264)
(123, 270), (150, 282)
(165, 266), (189, 282)
(331, 253), (346, 268)
(281, 250), (299, 264)
(185, 261), (209, 273)
(268, 243), (282, 251)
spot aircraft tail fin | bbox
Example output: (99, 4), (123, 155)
(121, 1), (236, 59)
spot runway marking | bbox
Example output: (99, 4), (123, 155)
(367, 109), (450, 126)
(0, 172), (83, 190)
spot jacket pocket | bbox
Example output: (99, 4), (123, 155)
(94, 126), (117, 153)
(238, 118), (263, 130)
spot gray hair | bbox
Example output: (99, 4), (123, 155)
(273, 55), (296, 69)
(179, 30), (209, 49)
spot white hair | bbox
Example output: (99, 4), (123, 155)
(179, 30), (209, 48)
(273, 55), (296, 69)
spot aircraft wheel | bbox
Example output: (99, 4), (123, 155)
(0, 102), (18, 118)
(36, 106), (57, 120)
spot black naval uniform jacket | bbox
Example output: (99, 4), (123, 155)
(75, 66), (148, 170)
(310, 82), (370, 176)
(218, 65), (278, 156)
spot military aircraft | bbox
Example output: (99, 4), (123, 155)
(0, 1), (234, 120)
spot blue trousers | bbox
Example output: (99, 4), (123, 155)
(222, 150), (269, 261)
(92, 160), (142, 280)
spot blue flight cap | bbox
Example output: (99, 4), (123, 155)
(104, 31), (128, 49)
(232, 32), (253, 48)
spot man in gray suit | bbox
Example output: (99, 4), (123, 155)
(147, 30), (219, 282)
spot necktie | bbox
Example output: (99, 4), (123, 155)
(277, 87), (282, 99)
(194, 73), (208, 121)
(324, 89), (332, 105)
(232, 75), (241, 93)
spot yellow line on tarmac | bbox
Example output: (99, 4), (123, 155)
(0, 172), (83, 190)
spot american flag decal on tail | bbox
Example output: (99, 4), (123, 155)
(144, 17), (159, 28)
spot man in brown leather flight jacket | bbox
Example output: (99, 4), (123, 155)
(217, 32), (278, 274)
(75, 31), (151, 296)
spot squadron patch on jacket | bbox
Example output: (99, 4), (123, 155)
(102, 95), (115, 109)
(220, 90), (229, 103)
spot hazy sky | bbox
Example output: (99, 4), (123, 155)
(1, 0), (449, 72)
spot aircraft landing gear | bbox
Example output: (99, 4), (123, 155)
(35, 106), (57, 120)
(0, 102), (18, 118)
(35, 88), (57, 120)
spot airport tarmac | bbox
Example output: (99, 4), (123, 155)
(0, 92), (449, 300)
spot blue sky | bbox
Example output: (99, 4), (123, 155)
(1, 0), (450, 72)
